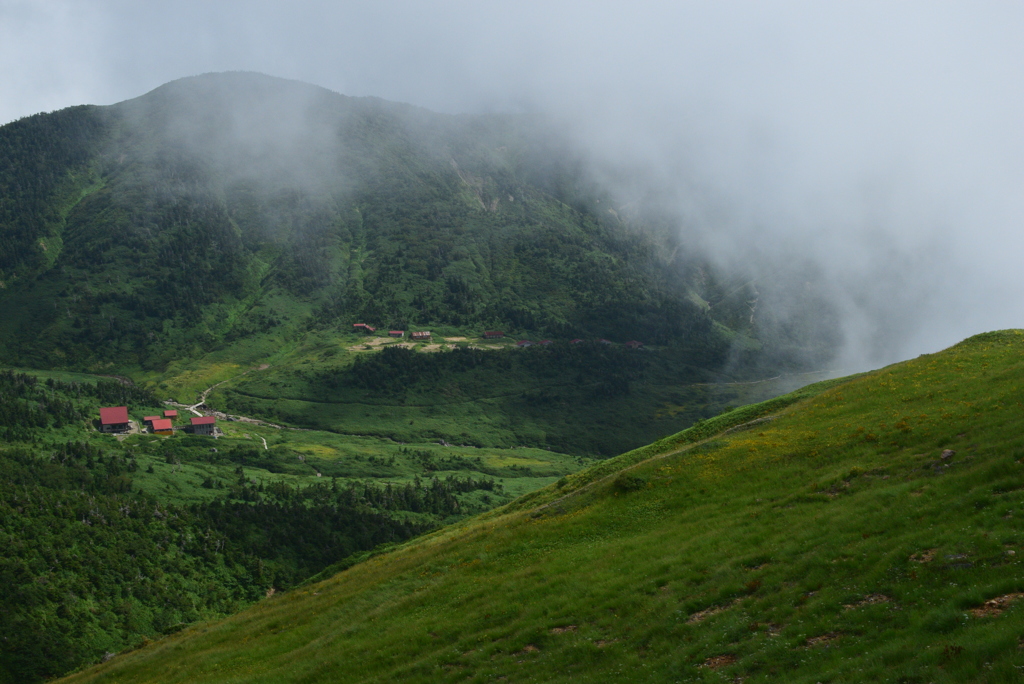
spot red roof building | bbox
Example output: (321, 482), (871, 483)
(389, 330), (405, 338)
(143, 416), (160, 426)
(151, 418), (174, 434)
(598, 339), (613, 345)
(353, 323), (376, 333)
(163, 409), (178, 418)
(191, 415), (217, 435)
(625, 340), (644, 350)
(570, 338), (584, 344)
(99, 406), (130, 433)
(539, 340), (553, 346)
(516, 340), (534, 347)
(411, 331), (431, 340)
(483, 331), (505, 339)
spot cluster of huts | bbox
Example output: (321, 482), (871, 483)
(353, 324), (642, 349)
(353, 324), (431, 340)
(98, 406), (217, 436)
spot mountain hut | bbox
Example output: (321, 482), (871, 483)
(191, 416), (217, 436)
(99, 406), (130, 433)
(151, 418), (174, 435)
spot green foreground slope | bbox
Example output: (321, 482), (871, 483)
(60, 330), (1024, 683)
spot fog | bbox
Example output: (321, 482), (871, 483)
(3, 1), (1022, 369)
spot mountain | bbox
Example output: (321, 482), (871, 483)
(0, 72), (838, 456)
(54, 330), (1024, 683)
(0, 71), (729, 368)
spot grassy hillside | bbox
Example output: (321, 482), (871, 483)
(56, 330), (1024, 683)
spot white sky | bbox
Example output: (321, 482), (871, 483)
(2, 1), (1022, 367)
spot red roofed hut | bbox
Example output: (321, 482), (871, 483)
(516, 340), (534, 348)
(99, 406), (130, 433)
(191, 416), (217, 436)
(143, 416), (160, 427)
(389, 330), (405, 338)
(163, 409), (178, 419)
(353, 323), (376, 333)
(151, 418), (174, 435)
(625, 340), (644, 350)
(570, 338), (584, 344)
(411, 331), (431, 341)
(483, 331), (504, 339)
(539, 340), (553, 346)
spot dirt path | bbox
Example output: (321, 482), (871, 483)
(164, 364), (277, 421)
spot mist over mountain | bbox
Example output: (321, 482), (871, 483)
(4, 3), (1021, 372)
(0, 72), (837, 375)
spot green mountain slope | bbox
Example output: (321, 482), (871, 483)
(0, 71), (734, 369)
(0, 71), (839, 457)
(56, 330), (1024, 683)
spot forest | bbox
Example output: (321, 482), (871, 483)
(0, 370), (505, 683)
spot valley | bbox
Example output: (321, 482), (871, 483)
(0, 72), (881, 682)
(51, 330), (1024, 683)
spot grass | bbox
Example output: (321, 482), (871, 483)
(1, 363), (587, 512)
(182, 331), (823, 458)
(57, 329), (1024, 683)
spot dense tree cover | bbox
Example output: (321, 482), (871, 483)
(0, 106), (107, 282)
(0, 371), (159, 441)
(340, 343), (649, 397)
(0, 374), (502, 683)
(0, 441), (498, 683)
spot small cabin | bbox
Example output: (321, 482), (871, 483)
(539, 340), (553, 346)
(163, 409), (178, 419)
(411, 331), (431, 341)
(353, 323), (376, 333)
(142, 416), (160, 427)
(598, 339), (613, 345)
(151, 418), (174, 435)
(191, 416), (217, 436)
(625, 340), (644, 350)
(570, 338), (584, 344)
(389, 330), (405, 338)
(483, 331), (505, 339)
(516, 340), (534, 348)
(99, 406), (130, 434)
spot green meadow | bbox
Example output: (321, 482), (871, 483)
(58, 330), (1024, 683)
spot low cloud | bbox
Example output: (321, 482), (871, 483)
(2, 1), (1022, 368)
